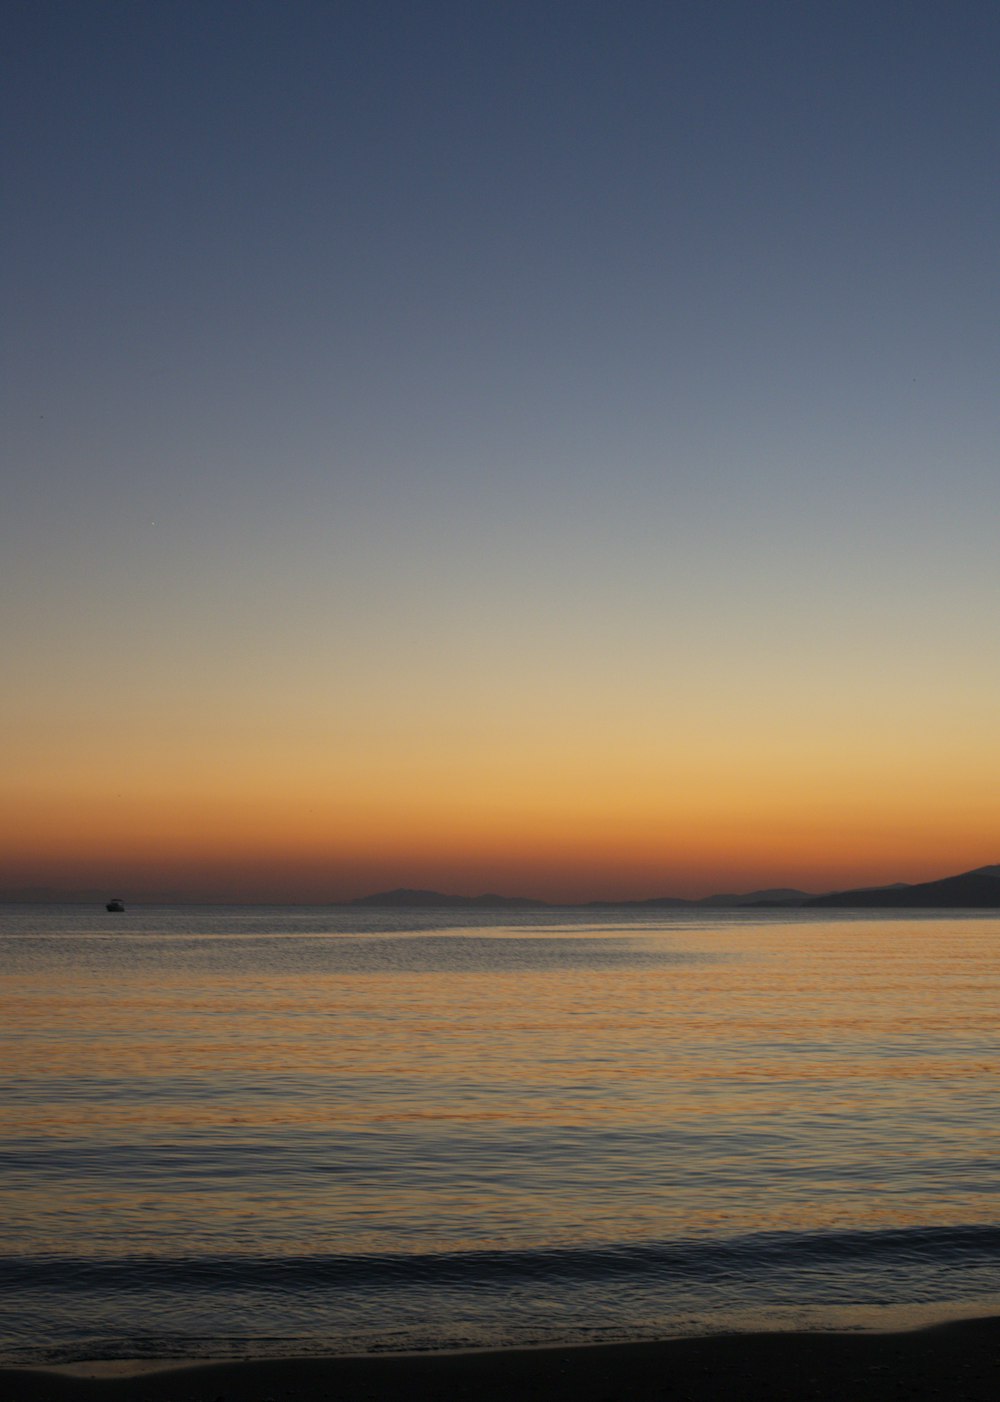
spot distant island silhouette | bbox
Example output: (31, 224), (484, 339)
(351, 888), (549, 910)
(3, 865), (999, 908)
(349, 885), (812, 910)
(353, 865), (1000, 910)
(805, 865), (1000, 909)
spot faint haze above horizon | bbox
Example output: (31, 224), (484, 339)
(4, 1), (999, 904)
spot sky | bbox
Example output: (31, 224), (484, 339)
(4, 0), (999, 902)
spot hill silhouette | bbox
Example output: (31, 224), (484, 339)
(351, 886), (812, 910)
(350, 888), (548, 909)
(353, 867), (1000, 910)
(3, 867), (998, 909)
(807, 866), (1000, 908)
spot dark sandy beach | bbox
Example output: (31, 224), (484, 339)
(4, 1318), (999, 1402)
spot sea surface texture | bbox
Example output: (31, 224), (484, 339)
(2, 905), (999, 1363)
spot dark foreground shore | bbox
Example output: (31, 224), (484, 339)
(3, 1318), (998, 1402)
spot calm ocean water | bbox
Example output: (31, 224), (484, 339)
(1, 903), (999, 1363)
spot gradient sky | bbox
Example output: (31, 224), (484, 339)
(4, 1), (999, 901)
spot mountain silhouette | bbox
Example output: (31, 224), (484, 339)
(351, 886), (812, 909)
(349, 888), (548, 909)
(4, 867), (997, 909)
(807, 866), (1000, 908)
(352, 868), (1000, 910)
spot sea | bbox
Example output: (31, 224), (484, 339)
(2, 903), (999, 1364)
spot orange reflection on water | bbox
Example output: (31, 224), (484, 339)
(4, 915), (1000, 1259)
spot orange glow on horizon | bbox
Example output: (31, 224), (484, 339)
(2, 768), (995, 903)
(5, 645), (997, 902)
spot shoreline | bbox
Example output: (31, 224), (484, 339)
(4, 1318), (999, 1401)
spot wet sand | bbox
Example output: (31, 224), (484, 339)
(3, 1318), (999, 1402)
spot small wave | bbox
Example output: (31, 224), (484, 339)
(7, 1223), (1000, 1294)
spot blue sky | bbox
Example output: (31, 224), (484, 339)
(4, 2), (999, 898)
